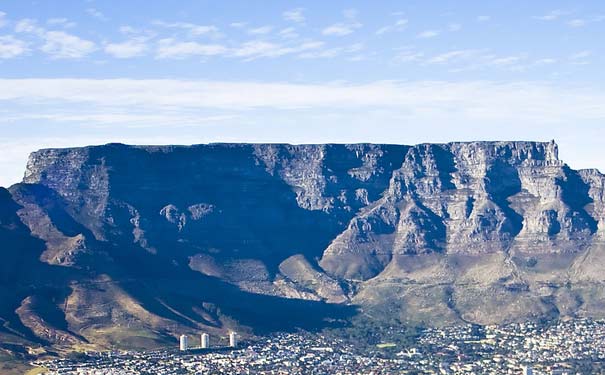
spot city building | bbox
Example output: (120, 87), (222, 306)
(201, 333), (210, 349)
(229, 332), (238, 348)
(179, 335), (188, 351)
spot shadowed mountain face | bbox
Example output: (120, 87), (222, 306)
(2, 141), (605, 355)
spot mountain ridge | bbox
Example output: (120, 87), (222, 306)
(2, 140), (605, 361)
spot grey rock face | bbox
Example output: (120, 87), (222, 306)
(320, 140), (603, 279)
(2, 140), (605, 341)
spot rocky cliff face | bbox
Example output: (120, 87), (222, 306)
(2, 141), (605, 355)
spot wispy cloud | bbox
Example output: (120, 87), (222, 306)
(1, 79), (604, 124)
(234, 40), (323, 60)
(448, 23), (462, 32)
(567, 19), (587, 27)
(15, 18), (44, 34)
(0, 11), (7, 28)
(15, 18), (96, 59)
(427, 49), (477, 64)
(566, 16), (605, 28)
(322, 22), (361, 36)
(397, 47), (535, 72)
(343, 9), (358, 19)
(298, 43), (362, 59)
(477, 15), (491, 22)
(152, 21), (221, 37)
(105, 38), (148, 58)
(283, 8), (305, 24)
(247, 26), (273, 35)
(569, 50), (591, 65)
(417, 30), (439, 39)
(278, 27), (298, 39)
(41, 31), (96, 59)
(534, 58), (557, 65)
(533, 10), (569, 21)
(570, 50), (591, 60)
(0, 35), (29, 58)
(322, 9), (362, 36)
(393, 49), (424, 63)
(86, 8), (108, 21)
(375, 19), (408, 35)
(156, 39), (228, 59)
(47, 18), (76, 28)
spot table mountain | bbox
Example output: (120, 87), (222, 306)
(2, 141), (605, 355)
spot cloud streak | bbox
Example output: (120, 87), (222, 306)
(0, 35), (29, 58)
(1, 79), (604, 121)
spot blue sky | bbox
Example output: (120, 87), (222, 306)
(0, 0), (604, 186)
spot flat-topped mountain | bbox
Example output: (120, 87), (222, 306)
(2, 141), (605, 357)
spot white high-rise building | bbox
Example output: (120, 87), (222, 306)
(229, 331), (238, 348)
(201, 333), (210, 349)
(521, 365), (533, 375)
(179, 334), (188, 351)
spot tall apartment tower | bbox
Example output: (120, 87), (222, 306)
(229, 331), (238, 348)
(179, 334), (188, 351)
(521, 365), (533, 375)
(201, 333), (210, 349)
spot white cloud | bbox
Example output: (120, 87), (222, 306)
(153, 37), (324, 61)
(156, 38), (228, 59)
(570, 50), (591, 60)
(567, 18), (586, 27)
(569, 50), (591, 65)
(0, 35), (28, 58)
(2, 113), (239, 127)
(15, 18), (44, 34)
(41, 31), (96, 58)
(298, 43), (362, 59)
(417, 30), (439, 39)
(152, 21), (221, 37)
(119, 25), (138, 34)
(534, 58), (557, 65)
(567, 15), (605, 27)
(322, 22), (361, 36)
(279, 27), (298, 39)
(105, 38), (148, 58)
(448, 23), (462, 32)
(427, 49), (476, 64)
(47, 18), (76, 28)
(422, 49), (530, 71)
(0, 11), (7, 28)
(394, 49), (424, 63)
(247, 25), (273, 35)
(533, 10), (569, 21)
(477, 15), (491, 22)
(343, 9), (358, 19)
(488, 55), (523, 66)
(233, 40), (323, 60)
(322, 9), (362, 36)
(86, 8), (108, 21)
(1, 79), (604, 122)
(14, 19), (96, 59)
(283, 8), (305, 23)
(230, 22), (247, 28)
(375, 19), (408, 35)
(232, 41), (278, 57)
